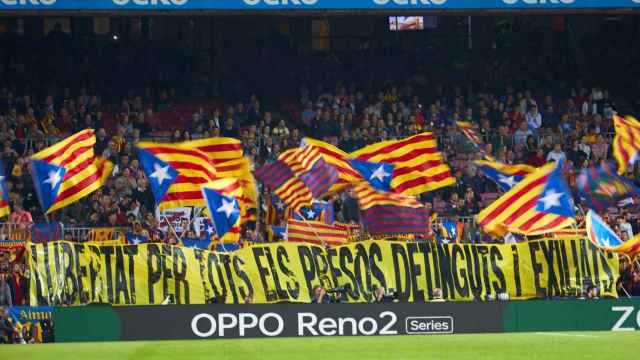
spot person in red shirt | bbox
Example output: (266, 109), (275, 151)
(8, 203), (33, 230)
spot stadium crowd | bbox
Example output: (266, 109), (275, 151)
(1, 21), (640, 318)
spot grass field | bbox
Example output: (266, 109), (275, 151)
(2, 332), (638, 359)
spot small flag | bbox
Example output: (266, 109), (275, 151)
(292, 201), (334, 224)
(30, 129), (113, 213)
(286, 219), (348, 246)
(439, 219), (464, 243)
(125, 232), (149, 245)
(182, 237), (213, 250)
(586, 210), (640, 258)
(202, 187), (241, 239)
(457, 121), (483, 147)
(270, 225), (287, 240)
(476, 160), (536, 192)
(349, 159), (395, 192)
(612, 115), (640, 175)
(477, 162), (576, 236)
(576, 162), (640, 211)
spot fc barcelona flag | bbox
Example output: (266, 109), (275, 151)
(30, 129), (113, 213)
(576, 162), (640, 211)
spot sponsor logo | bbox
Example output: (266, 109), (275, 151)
(1, 0), (56, 5)
(297, 311), (398, 336)
(112, 0), (188, 6)
(502, 0), (575, 4)
(405, 316), (453, 334)
(611, 306), (640, 331)
(243, 0), (318, 6)
(192, 312), (285, 337)
(372, 0), (447, 5)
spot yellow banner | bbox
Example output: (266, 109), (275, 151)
(27, 239), (619, 305)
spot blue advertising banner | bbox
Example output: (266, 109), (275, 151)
(7, 306), (53, 326)
(0, 0), (639, 11)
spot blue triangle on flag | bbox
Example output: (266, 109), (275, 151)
(202, 187), (240, 238)
(31, 159), (66, 212)
(586, 210), (623, 248)
(137, 148), (179, 204)
(0, 161), (10, 203)
(349, 159), (394, 192)
(535, 163), (576, 218)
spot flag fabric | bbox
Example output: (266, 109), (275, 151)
(301, 138), (362, 192)
(182, 237), (213, 250)
(270, 225), (287, 241)
(87, 227), (122, 243)
(475, 160), (536, 192)
(137, 141), (218, 210)
(457, 121), (483, 147)
(576, 162), (640, 212)
(214, 242), (241, 252)
(30, 129), (113, 213)
(552, 228), (587, 240)
(255, 159), (313, 211)
(349, 159), (395, 192)
(298, 158), (339, 198)
(439, 219), (464, 243)
(477, 162), (576, 236)
(30, 222), (64, 243)
(612, 115), (640, 175)
(349, 132), (455, 196)
(355, 184), (430, 236)
(286, 219), (348, 246)
(202, 184), (242, 243)
(254, 160), (296, 192)
(292, 201), (334, 224)
(125, 232), (149, 245)
(184, 137), (244, 166)
(265, 195), (287, 226)
(586, 210), (640, 258)
(0, 161), (10, 218)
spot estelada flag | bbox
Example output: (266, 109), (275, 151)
(477, 161), (576, 236)
(612, 114), (640, 175)
(349, 132), (455, 196)
(30, 129), (112, 213)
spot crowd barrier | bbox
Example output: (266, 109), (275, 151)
(51, 298), (640, 342)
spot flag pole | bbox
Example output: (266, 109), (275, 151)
(295, 209), (326, 247)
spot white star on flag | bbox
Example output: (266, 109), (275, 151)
(275, 200), (285, 211)
(498, 174), (517, 188)
(306, 209), (316, 219)
(370, 165), (391, 182)
(150, 163), (172, 186)
(601, 237), (611, 247)
(539, 189), (563, 210)
(217, 198), (238, 219)
(206, 226), (214, 235)
(43, 169), (63, 189)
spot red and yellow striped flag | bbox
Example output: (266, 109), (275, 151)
(477, 162), (576, 236)
(612, 115), (640, 175)
(349, 132), (455, 196)
(30, 129), (113, 213)
(286, 219), (348, 246)
(137, 141), (218, 210)
(302, 138), (362, 192)
(456, 121), (483, 147)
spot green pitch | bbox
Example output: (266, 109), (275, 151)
(3, 332), (638, 360)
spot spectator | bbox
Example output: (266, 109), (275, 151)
(0, 274), (12, 306)
(547, 143), (567, 163)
